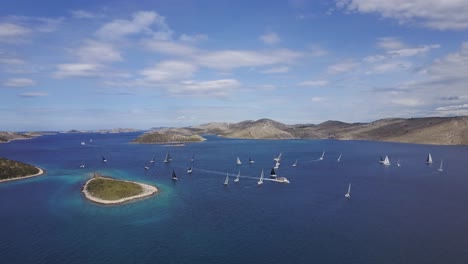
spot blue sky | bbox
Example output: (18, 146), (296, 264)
(1, 0), (468, 130)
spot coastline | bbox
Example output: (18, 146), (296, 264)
(0, 167), (45, 183)
(82, 177), (158, 205)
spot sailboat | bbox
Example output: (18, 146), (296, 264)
(383, 155), (390, 166)
(172, 169), (178, 181)
(144, 165), (149, 170)
(319, 151), (325, 161)
(274, 161), (280, 169)
(150, 155), (155, 163)
(163, 152), (171, 163)
(438, 160), (443, 172)
(80, 163), (85, 168)
(234, 170), (240, 183)
(379, 156), (384, 164)
(426, 153), (433, 164)
(397, 159), (401, 167)
(249, 157), (255, 164)
(258, 170), (264, 185)
(337, 153), (342, 162)
(187, 166), (193, 173)
(81, 141), (86, 145)
(102, 156), (107, 163)
(345, 183), (351, 199)
(236, 156), (242, 165)
(274, 152), (282, 162)
(270, 168), (277, 178)
(292, 159), (297, 167)
(224, 173), (229, 185)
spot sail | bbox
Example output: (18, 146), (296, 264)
(347, 183), (351, 194)
(172, 169), (177, 180)
(258, 170), (264, 185)
(235, 170), (240, 182)
(427, 153), (433, 164)
(383, 155), (390, 166)
(236, 156), (242, 165)
(224, 173), (229, 185)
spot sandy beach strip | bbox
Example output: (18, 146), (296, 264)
(82, 177), (158, 205)
(0, 167), (45, 183)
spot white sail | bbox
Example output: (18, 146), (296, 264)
(258, 170), (264, 185)
(337, 154), (342, 162)
(224, 173), (229, 185)
(274, 152), (282, 162)
(383, 155), (390, 166)
(292, 159), (297, 167)
(319, 151), (325, 160)
(438, 160), (443, 172)
(163, 152), (170, 163)
(427, 153), (433, 164)
(345, 183), (351, 198)
(234, 170), (240, 182)
(236, 156), (242, 165)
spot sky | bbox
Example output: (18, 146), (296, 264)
(1, 0), (468, 131)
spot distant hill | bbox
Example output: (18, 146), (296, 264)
(133, 129), (205, 144)
(64, 128), (141, 134)
(135, 116), (468, 145)
(0, 132), (41, 143)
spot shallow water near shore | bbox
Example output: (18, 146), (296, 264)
(1, 132), (468, 263)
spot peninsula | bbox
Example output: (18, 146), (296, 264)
(0, 131), (41, 143)
(133, 129), (206, 144)
(135, 116), (468, 145)
(82, 175), (158, 205)
(0, 158), (45, 182)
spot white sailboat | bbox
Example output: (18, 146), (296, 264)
(273, 152), (282, 162)
(234, 170), (240, 183)
(172, 169), (178, 181)
(426, 153), (433, 164)
(438, 160), (443, 172)
(292, 159), (297, 167)
(224, 173), (229, 185)
(150, 155), (155, 163)
(345, 183), (351, 199)
(187, 166), (193, 173)
(258, 170), (264, 185)
(236, 156), (242, 165)
(319, 151), (325, 161)
(80, 163), (85, 168)
(81, 141), (86, 145)
(337, 153), (342, 162)
(383, 155), (390, 166)
(144, 165), (149, 170)
(397, 159), (401, 167)
(102, 156), (107, 163)
(163, 152), (171, 163)
(249, 157), (255, 164)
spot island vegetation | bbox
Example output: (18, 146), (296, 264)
(133, 130), (205, 144)
(0, 131), (41, 143)
(133, 116), (468, 145)
(0, 157), (44, 182)
(82, 175), (158, 204)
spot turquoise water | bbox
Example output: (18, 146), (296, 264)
(1, 132), (468, 263)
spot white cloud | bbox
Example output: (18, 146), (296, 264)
(387, 44), (440, 57)
(171, 79), (240, 97)
(435, 104), (468, 111)
(328, 60), (359, 74)
(179, 33), (207, 43)
(71, 10), (99, 19)
(366, 61), (412, 74)
(308, 44), (328, 57)
(95, 11), (172, 40)
(311, 96), (326, 102)
(259, 32), (281, 45)
(391, 98), (424, 106)
(53, 63), (104, 78)
(195, 49), (302, 70)
(260, 66), (289, 74)
(3, 78), (36, 87)
(0, 23), (30, 38)
(141, 61), (197, 82)
(75, 40), (122, 62)
(0, 57), (25, 65)
(17, 92), (48, 97)
(298, 80), (329, 87)
(377, 37), (406, 50)
(142, 40), (197, 56)
(337, 0), (468, 30)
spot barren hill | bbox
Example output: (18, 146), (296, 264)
(134, 116), (468, 145)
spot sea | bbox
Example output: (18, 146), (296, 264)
(1, 132), (468, 264)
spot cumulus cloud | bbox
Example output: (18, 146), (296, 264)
(0, 23), (31, 38)
(53, 63), (104, 78)
(328, 59), (359, 74)
(337, 0), (468, 30)
(298, 80), (329, 87)
(95, 11), (172, 40)
(3, 78), (36, 87)
(141, 61), (197, 82)
(259, 32), (281, 45)
(74, 40), (122, 63)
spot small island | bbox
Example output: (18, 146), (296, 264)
(133, 130), (205, 144)
(0, 157), (44, 183)
(82, 175), (158, 205)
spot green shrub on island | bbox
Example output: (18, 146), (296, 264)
(86, 177), (143, 201)
(0, 158), (39, 180)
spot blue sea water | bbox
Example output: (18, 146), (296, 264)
(1, 132), (468, 264)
